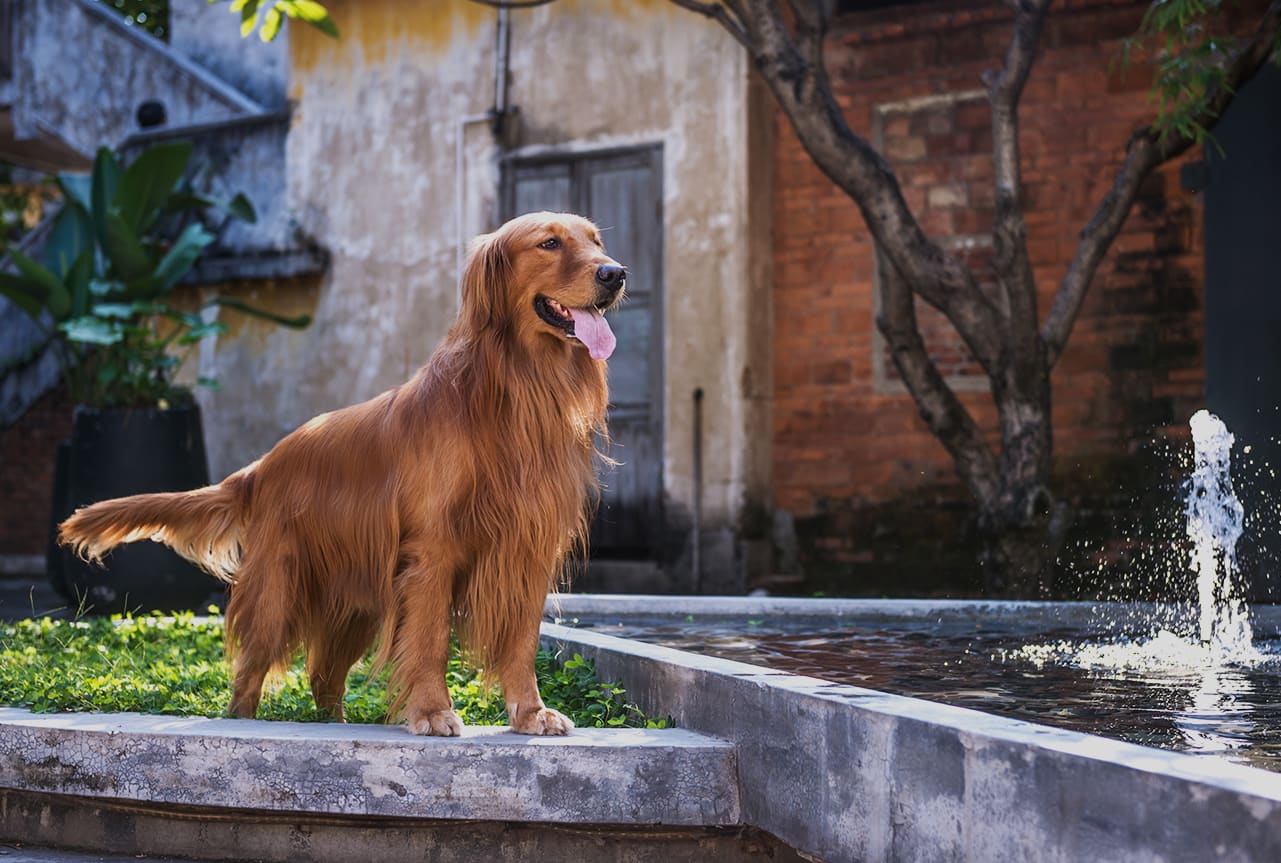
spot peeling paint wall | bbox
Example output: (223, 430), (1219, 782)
(197, 0), (770, 586)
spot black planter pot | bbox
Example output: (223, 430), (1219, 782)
(47, 403), (222, 615)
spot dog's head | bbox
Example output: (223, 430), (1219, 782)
(460, 212), (625, 360)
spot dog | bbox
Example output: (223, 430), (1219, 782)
(59, 212), (624, 736)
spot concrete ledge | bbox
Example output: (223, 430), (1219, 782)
(547, 593), (1281, 633)
(541, 619), (1281, 863)
(0, 708), (739, 827)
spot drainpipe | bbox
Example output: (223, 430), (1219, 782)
(692, 387), (704, 593)
(493, 6), (511, 134)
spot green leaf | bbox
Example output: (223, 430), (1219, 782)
(0, 273), (48, 321)
(150, 223), (215, 295)
(209, 296), (311, 328)
(116, 142), (193, 235)
(162, 189), (218, 216)
(90, 148), (121, 250)
(164, 190), (256, 224)
(6, 245), (71, 320)
(280, 1), (339, 38)
(66, 250), (94, 318)
(103, 211), (154, 282)
(89, 278), (124, 298)
(61, 316), (124, 346)
(55, 172), (93, 214)
(236, 0), (263, 38)
(177, 321), (228, 345)
(260, 7), (283, 42)
(44, 201), (95, 279)
(91, 301), (164, 319)
(227, 193), (257, 224)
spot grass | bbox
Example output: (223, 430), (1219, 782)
(0, 611), (666, 729)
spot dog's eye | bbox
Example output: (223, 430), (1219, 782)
(538, 237), (561, 250)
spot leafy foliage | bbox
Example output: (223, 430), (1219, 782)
(96, 0), (168, 40)
(0, 143), (309, 408)
(219, 0), (339, 42)
(0, 613), (667, 729)
(1123, 0), (1281, 144)
(94, 0), (339, 43)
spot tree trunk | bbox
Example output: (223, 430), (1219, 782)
(977, 502), (1073, 599)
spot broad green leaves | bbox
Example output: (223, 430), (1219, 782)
(116, 142), (193, 235)
(0, 142), (308, 408)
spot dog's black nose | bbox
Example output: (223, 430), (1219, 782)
(595, 264), (625, 291)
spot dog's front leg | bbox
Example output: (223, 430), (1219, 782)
(497, 611), (574, 736)
(395, 561), (463, 737)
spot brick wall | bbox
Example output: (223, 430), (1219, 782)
(0, 385), (72, 556)
(771, 0), (1206, 589)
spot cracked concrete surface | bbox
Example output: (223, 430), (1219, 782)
(0, 709), (738, 826)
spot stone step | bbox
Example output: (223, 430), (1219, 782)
(0, 708), (740, 827)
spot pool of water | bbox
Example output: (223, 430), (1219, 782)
(555, 613), (1281, 771)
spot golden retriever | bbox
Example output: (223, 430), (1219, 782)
(59, 212), (624, 736)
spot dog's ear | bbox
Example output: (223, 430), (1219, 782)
(460, 229), (512, 332)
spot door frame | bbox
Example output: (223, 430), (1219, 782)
(500, 143), (666, 558)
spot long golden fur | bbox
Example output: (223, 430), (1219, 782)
(59, 212), (624, 736)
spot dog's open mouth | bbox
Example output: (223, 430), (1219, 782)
(535, 296), (617, 360)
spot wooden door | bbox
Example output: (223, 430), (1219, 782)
(503, 146), (664, 557)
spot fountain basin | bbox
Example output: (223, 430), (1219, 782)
(542, 595), (1281, 863)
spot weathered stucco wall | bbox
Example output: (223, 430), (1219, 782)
(196, 0), (770, 585)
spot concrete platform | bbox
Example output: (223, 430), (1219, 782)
(0, 708), (738, 827)
(541, 613), (1281, 863)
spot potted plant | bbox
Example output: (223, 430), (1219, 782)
(0, 142), (309, 613)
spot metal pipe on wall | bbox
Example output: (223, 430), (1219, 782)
(455, 7), (513, 296)
(692, 387), (704, 593)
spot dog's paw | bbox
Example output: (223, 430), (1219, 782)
(406, 708), (463, 737)
(511, 706), (574, 736)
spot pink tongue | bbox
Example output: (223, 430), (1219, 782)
(569, 308), (616, 360)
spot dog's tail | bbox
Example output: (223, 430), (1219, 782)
(58, 468), (255, 583)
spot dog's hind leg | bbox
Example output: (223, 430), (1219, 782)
(306, 612), (379, 721)
(224, 558), (297, 719)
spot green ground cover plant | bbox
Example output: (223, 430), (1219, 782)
(0, 612), (665, 728)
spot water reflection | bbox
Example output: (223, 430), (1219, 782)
(556, 614), (1281, 771)
(1178, 664), (1257, 757)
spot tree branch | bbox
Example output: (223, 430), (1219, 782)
(985, 0), (1049, 339)
(1043, 0), (1281, 367)
(878, 261), (1000, 506)
(717, 0), (1007, 376)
